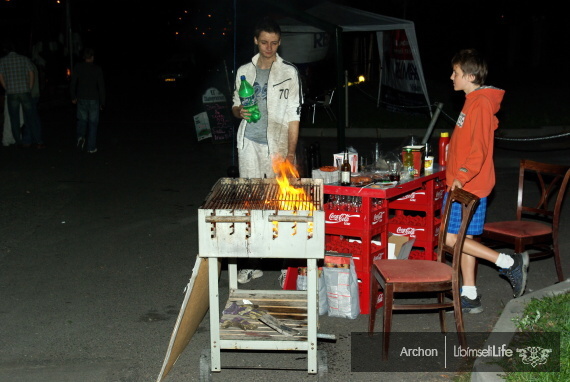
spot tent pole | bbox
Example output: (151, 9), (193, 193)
(376, 31), (383, 108)
(334, 26), (345, 151)
(421, 102), (444, 144)
(367, 33), (373, 80)
(377, 64), (382, 108)
(345, 70), (349, 129)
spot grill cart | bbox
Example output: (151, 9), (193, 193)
(198, 178), (327, 378)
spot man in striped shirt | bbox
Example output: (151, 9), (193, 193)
(0, 41), (43, 148)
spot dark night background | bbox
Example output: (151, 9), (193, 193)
(0, 0), (566, 124)
(1, 3), (568, 381)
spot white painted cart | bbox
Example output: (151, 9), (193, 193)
(197, 178), (327, 378)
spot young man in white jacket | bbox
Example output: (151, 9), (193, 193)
(231, 17), (303, 283)
(232, 17), (302, 178)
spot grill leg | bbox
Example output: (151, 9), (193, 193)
(307, 258), (318, 374)
(228, 258), (238, 290)
(208, 257), (221, 372)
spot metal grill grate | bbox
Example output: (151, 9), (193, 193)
(201, 178), (323, 211)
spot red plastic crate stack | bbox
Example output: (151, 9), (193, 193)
(324, 234), (386, 314)
(325, 235), (384, 272)
(388, 213), (441, 261)
(388, 214), (442, 242)
(323, 194), (388, 315)
(388, 178), (446, 211)
(387, 177), (445, 261)
(324, 197), (388, 231)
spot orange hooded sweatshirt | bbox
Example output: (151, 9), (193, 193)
(446, 86), (505, 198)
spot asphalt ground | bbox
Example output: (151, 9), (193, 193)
(1, 89), (569, 382)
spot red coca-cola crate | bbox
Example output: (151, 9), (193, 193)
(325, 206), (387, 231)
(325, 235), (384, 272)
(388, 223), (440, 242)
(325, 235), (382, 256)
(389, 181), (446, 210)
(352, 249), (385, 273)
(388, 218), (441, 242)
(356, 268), (383, 315)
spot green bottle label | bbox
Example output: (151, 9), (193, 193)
(240, 94), (256, 107)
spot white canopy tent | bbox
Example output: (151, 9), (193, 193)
(279, 1), (431, 111)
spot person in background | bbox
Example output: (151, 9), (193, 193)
(22, 62), (45, 148)
(0, 40), (43, 148)
(231, 17), (303, 284)
(70, 47), (105, 154)
(444, 48), (528, 314)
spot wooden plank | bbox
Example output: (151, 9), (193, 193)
(220, 293), (310, 341)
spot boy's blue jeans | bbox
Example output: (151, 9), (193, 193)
(76, 99), (100, 151)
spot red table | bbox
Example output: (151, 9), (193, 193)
(323, 168), (446, 314)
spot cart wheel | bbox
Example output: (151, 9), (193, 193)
(317, 350), (328, 381)
(199, 349), (212, 382)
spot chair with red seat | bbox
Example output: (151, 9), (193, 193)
(368, 187), (480, 359)
(480, 159), (570, 283)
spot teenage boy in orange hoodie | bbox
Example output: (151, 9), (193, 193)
(444, 49), (528, 314)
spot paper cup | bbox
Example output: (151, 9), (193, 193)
(424, 156), (434, 170)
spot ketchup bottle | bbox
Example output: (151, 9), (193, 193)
(438, 132), (450, 166)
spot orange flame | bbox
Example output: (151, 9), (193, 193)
(272, 156), (316, 211)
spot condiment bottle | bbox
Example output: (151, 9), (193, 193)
(438, 132), (450, 166)
(340, 150), (351, 186)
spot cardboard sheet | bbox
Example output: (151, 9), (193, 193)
(156, 256), (220, 382)
(387, 234), (415, 259)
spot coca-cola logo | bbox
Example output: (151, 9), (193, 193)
(398, 193), (415, 201)
(397, 191), (425, 202)
(327, 212), (359, 225)
(395, 226), (425, 236)
(372, 211), (385, 224)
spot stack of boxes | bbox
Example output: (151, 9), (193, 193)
(323, 191), (387, 314)
(388, 178), (446, 260)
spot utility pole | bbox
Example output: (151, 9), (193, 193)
(66, 0), (73, 72)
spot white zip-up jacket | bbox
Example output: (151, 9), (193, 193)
(232, 53), (302, 158)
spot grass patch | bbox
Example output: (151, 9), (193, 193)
(501, 291), (570, 381)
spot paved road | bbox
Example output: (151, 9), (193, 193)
(1, 88), (568, 381)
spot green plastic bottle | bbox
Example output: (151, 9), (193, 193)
(238, 75), (261, 123)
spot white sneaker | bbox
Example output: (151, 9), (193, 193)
(237, 269), (263, 284)
(278, 269), (288, 288)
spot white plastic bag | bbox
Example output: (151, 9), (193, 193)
(323, 253), (360, 319)
(296, 267), (328, 316)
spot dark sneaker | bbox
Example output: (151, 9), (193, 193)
(499, 252), (529, 298)
(460, 295), (483, 314)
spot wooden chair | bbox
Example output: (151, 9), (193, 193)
(368, 188), (480, 359)
(480, 159), (570, 282)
